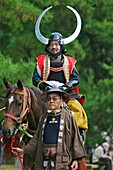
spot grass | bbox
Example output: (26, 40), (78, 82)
(0, 164), (21, 170)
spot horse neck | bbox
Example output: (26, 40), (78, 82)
(27, 87), (46, 130)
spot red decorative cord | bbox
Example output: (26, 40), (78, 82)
(10, 136), (25, 170)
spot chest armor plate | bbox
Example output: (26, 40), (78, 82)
(47, 60), (66, 84)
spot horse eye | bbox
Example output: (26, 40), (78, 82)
(18, 102), (22, 106)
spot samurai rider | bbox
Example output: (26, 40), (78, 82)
(32, 6), (88, 142)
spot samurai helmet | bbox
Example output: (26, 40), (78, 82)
(45, 32), (67, 54)
(49, 32), (64, 45)
(35, 6), (82, 45)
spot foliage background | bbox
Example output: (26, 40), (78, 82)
(0, 0), (113, 147)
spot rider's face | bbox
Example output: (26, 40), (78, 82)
(49, 41), (61, 55)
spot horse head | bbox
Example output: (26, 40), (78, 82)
(2, 78), (31, 139)
(2, 78), (46, 169)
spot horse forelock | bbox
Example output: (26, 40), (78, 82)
(5, 84), (18, 98)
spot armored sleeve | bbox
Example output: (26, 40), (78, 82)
(32, 66), (42, 87)
(68, 67), (80, 87)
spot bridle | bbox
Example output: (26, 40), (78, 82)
(3, 86), (32, 170)
(4, 86), (31, 124)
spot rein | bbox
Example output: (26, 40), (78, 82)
(10, 134), (25, 170)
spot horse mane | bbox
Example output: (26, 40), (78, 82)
(27, 86), (46, 109)
(25, 86), (47, 120)
(30, 87), (41, 96)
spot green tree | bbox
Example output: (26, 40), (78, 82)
(0, 0), (113, 146)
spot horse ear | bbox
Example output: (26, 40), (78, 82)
(17, 80), (23, 90)
(3, 78), (12, 89)
(0, 97), (5, 110)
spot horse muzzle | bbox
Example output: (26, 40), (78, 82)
(2, 123), (17, 139)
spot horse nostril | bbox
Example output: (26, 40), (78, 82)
(3, 129), (11, 138)
(7, 129), (11, 136)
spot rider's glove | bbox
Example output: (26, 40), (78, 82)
(59, 84), (71, 92)
(38, 81), (53, 92)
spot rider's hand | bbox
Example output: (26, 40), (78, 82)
(71, 160), (78, 170)
(11, 147), (25, 156)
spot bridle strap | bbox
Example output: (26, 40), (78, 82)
(4, 113), (21, 122)
(4, 86), (31, 123)
(20, 86), (31, 120)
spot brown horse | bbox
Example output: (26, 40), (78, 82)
(2, 78), (46, 170)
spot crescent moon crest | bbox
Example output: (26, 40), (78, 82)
(35, 6), (82, 44)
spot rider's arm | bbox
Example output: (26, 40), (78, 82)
(59, 68), (80, 92)
(67, 67), (80, 88)
(32, 66), (42, 87)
